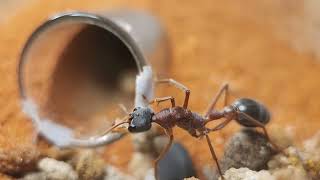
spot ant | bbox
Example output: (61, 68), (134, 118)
(101, 79), (279, 180)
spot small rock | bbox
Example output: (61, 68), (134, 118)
(220, 129), (275, 173)
(19, 172), (46, 180)
(268, 146), (310, 180)
(219, 168), (274, 180)
(268, 131), (320, 180)
(272, 165), (309, 180)
(104, 165), (134, 180)
(268, 146), (302, 169)
(38, 157), (78, 180)
(72, 150), (105, 180)
(184, 177), (199, 180)
(144, 168), (156, 180)
(156, 141), (197, 180)
(0, 145), (40, 175)
(203, 164), (216, 180)
(303, 132), (320, 157)
(130, 136), (197, 180)
(269, 126), (294, 149)
(301, 131), (320, 179)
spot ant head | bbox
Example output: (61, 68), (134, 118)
(128, 107), (154, 133)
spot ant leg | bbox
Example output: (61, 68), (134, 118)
(205, 83), (229, 118)
(118, 104), (129, 114)
(154, 129), (174, 180)
(205, 134), (224, 179)
(156, 79), (190, 109)
(206, 118), (233, 132)
(149, 96), (176, 107)
(236, 111), (281, 152)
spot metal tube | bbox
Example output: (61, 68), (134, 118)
(18, 11), (170, 147)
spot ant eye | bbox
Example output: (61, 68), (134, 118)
(133, 108), (137, 111)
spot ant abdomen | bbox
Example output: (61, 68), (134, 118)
(232, 98), (270, 127)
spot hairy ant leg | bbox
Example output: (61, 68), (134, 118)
(149, 96), (176, 107)
(205, 83), (229, 118)
(205, 134), (224, 179)
(236, 111), (281, 152)
(156, 79), (190, 109)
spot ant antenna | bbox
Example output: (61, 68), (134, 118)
(118, 104), (129, 114)
(100, 116), (130, 136)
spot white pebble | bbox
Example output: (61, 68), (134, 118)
(38, 158), (78, 180)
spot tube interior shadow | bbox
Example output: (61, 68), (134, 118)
(42, 24), (137, 136)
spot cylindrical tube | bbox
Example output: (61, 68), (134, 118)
(18, 11), (170, 147)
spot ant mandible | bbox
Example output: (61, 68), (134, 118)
(101, 79), (279, 180)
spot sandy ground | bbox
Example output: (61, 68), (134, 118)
(1, 0), (320, 179)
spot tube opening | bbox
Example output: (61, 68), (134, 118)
(21, 21), (137, 137)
